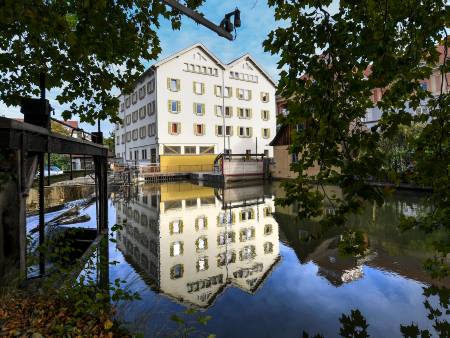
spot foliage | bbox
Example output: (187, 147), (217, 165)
(0, 0), (204, 124)
(264, 0), (450, 276)
(170, 308), (215, 338)
(379, 124), (424, 183)
(104, 131), (116, 154)
(0, 291), (131, 337)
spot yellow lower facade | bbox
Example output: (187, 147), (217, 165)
(159, 154), (216, 173)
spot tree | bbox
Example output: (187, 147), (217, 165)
(264, 1), (449, 276)
(0, 0), (204, 124)
(103, 132), (115, 154)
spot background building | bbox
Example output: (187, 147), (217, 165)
(115, 44), (276, 171)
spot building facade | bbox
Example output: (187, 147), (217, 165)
(115, 44), (277, 170)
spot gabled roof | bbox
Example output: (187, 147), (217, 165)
(153, 43), (225, 69)
(227, 53), (277, 86)
(269, 124), (292, 146)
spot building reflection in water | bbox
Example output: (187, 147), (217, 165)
(113, 182), (280, 308)
(274, 183), (449, 288)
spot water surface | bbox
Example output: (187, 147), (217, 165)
(30, 181), (450, 337)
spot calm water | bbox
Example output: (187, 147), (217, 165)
(29, 181), (450, 337)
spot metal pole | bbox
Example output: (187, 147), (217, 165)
(38, 154), (45, 275)
(222, 69), (226, 156)
(161, 0), (234, 40)
(70, 154), (73, 180)
(38, 72), (46, 275)
(47, 152), (50, 186)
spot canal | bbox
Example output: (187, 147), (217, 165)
(27, 181), (450, 337)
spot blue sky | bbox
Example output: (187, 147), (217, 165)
(1, 0), (282, 136)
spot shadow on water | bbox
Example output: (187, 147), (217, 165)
(25, 181), (449, 337)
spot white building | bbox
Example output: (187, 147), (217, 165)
(115, 44), (276, 170)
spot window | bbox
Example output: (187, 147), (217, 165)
(262, 128), (270, 139)
(125, 96), (131, 108)
(132, 92), (138, 104)
(170, 241), (183, 256)
(132, 110), (138, 122)
(239, 227), (255, 242)
(193, 103), (205, 116)
(170, 264), (184, 279)
(195, 216), (207, 231)
(264, 242), (274, 254)
(215, 105), (223, 116)
(225, 126), (233, 136)
(196, 257), (208, 271)
(202, 66), (206, 73)
(291, 153), (299, 163)
(139, 86), (146, 99)
(148, 123), (156, 137)
(120, 103), (124, 112)
(264, 149), (269, 157)
(116, 136), (120, 145)
(264, 224), (273, 236)
(224, 86), (232, 98)
(163, 145), (181, 154)
(214, 85), (222, 97)
(125, 114), (131, 125)
(126, 131), (131, 142)
(121, 134), (125, 144)
(199, 145), (214, 154)
(194, 123), (205, 136)
(217, 251), (236, 267)
(239, 245), (256, 261)
(168, 100), (181, 113)
(139, 106), (146, 119)
(196, 236), (208, 250)
(217, 211), (234, 225)
(169, 220), (183, 234)
(217, 232), (235, 245)
(261, 110), (270, 121)
(168, 78), (180, 92)
(132, 129), (138, 141)
(419, 82), (428, 90)
(237, 88), (252, 100)
(261, 92), (269, 102)
(147, 101), (156, 116)
(240, 208), (254, 221)
(225, 106), (232, 117)
(134, 150), (139, 160)
(215, 125), (232, 137)
(238, 108), (252, 119)
(184, 146), (196, 154)
(147, 79), (155, 93)
(139, 126), (146, 139)
(168, 122), (181, 135)
(193, 81), (205, 95)
(141, 149), (147, 160)
(238, 127), (252, 138)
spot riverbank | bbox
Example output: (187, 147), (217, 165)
(0, 290), (131, 337)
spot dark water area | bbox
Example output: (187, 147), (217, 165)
(27, 181), (450, 337)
